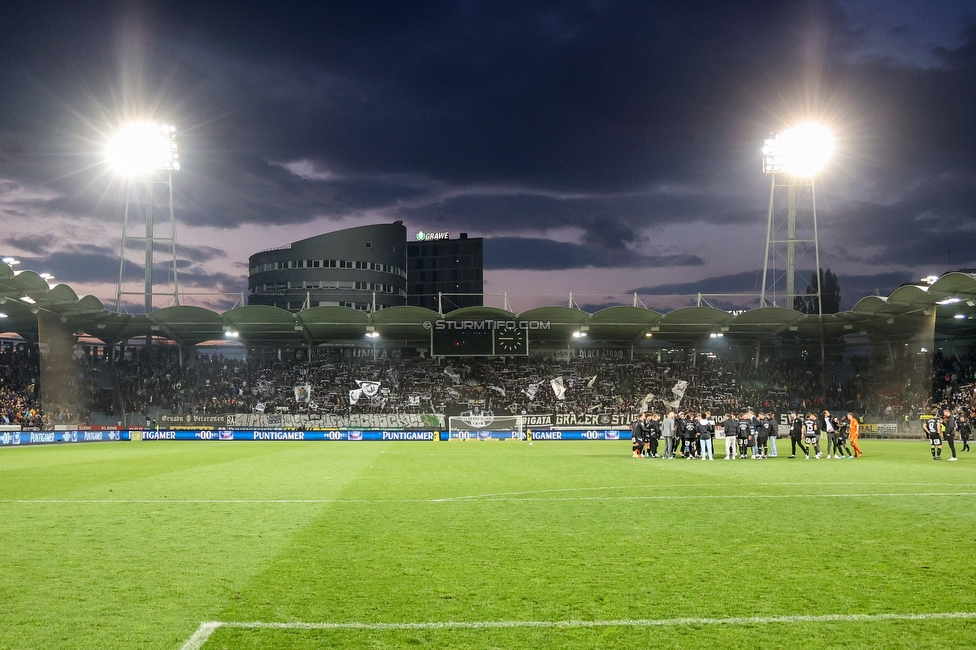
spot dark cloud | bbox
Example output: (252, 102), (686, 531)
(485, 236), (703, 270)
(6, 234), (53, 256)
(0, 0), (974, 302)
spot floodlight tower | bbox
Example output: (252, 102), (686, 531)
(108, 123), (181, 313)
(759, 123), (832, 313)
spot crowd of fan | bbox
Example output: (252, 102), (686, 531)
(81, 345), (950, 421)
(0, 346), (42, 426)
(4, 340), (973, 426)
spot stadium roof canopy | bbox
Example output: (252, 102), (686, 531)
(3, 261), (976, 347)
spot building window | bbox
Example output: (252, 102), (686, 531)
(366, 242), (372, 249)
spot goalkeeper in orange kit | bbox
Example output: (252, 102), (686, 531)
(848, 412), (862, 457)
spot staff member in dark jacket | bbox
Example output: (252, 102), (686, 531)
(788, 411), (807, 458)
(958, 413), (971, 453)
(646, 412), (662, 458)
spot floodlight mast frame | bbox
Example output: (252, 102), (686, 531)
(759, 134), (823, 316)
(759, 128), (828, 397)
(113, 125), (181, 315)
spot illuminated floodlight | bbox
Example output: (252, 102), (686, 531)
(20, 296), (36, 304)
(106, 123), (180, 175)
(921, 275), (939, 285)
(937, 297), (962, 305)
(2, 257), (19, 265)
(0, 313), (6, 318)
(762, 123), (832, 177)
(954, 314), (967, 320)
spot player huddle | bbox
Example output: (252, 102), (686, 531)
(631, 409), (863, 460)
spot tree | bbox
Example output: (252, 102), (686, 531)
(794, 268), (841, 314)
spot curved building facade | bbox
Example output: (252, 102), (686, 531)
(248, 222), (407, 312)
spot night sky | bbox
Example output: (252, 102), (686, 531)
(1, 1), (974, 313)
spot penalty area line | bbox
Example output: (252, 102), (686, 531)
(179, 612), (976, 649)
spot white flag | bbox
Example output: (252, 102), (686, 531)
(523, 382), (541, 401)
(408, 396), (421, 406)
(671, 380), (688, 398)
(254, 402), (266, 413)
(551, 377), (566, 400)
(349, 389), (362, 405)
(356, 380), (381, 398)
(586, 375), (598, 388)
(489, 385), (506, 397)
(294, 384), (312, 403)
(639, 392), (655, 408)
(444, 367), (460, 383)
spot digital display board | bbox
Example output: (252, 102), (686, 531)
(430, 324), (528, 356)
(431, 327), (494, 356)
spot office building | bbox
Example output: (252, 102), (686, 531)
(407, 232), (483, 312)
(248, 222), (407, 312)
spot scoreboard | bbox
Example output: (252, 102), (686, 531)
(431, 325), (528, 357)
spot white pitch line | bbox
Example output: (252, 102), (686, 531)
(430, 482), (976, 502)
(179, 621), (221, 650)
(4, 492), (976, 505)
(179, 612), (976, 649)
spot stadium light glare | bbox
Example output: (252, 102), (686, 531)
(954, 314), (966, 319)
(762, 122), (832, 177)
(106, 122), (180, 175)
(0, 312), (6, 318)
(2, 257), (19, 265)
(20, 296), (35, 304)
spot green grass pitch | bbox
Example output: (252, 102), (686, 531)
(0, 439), (974, 649)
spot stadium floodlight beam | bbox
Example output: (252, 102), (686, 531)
(106, 123), (180, 175)
(761, 123), (832, 178)
(759, 122), (832, 313)
(109, 122), (181, 316)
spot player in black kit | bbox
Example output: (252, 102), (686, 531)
(924, 412), (942, 460)
(804, 413), (821, 459)
(736, 412), (752, 459)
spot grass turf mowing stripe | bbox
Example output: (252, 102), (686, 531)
(4, 491), (976, 504)
(179, 612), (976, 650)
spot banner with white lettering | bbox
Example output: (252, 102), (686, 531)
(140, 429), (438, 442)
(0, 430), (129, 446)
(225, 413), (445, 429)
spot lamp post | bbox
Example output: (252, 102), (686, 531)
(107, 123), (181, 314)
